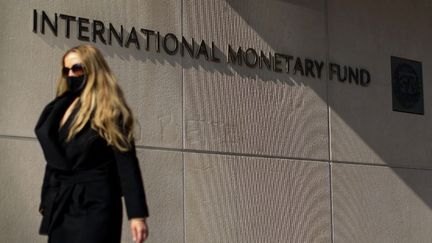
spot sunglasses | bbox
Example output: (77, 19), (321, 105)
(62, 63), (85, 76)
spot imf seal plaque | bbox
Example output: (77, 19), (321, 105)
(391, 56), (424, 115)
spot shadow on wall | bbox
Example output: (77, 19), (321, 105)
(226, 0), (432, 213)
(33, 0), (432, 213)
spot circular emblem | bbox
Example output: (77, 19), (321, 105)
(393, 64), (421, 109)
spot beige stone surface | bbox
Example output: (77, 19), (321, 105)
(3, 0), (432, 242)
(0, 1), (56, 137)
(1, 0), (183, 149)
(0, 138), (47, 243)
(183, 0), (329, 160)
(121, 148), (184, 243)
(185, 153), (331, 243)
(333, 163), (432, 242)
(328, 0), (432, 167)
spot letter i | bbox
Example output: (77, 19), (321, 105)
(33, 9), (38, 33)
(156, 31), (160, 52)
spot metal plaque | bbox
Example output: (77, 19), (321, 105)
(391, 56), (424, 115)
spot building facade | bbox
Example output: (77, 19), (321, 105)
(1, 0), (432, 242)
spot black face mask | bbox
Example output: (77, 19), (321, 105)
(66, 75), (87, 96)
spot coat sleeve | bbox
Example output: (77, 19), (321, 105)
(113, 141), (149, 220)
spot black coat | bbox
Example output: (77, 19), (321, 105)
(35, 91), (149, 243)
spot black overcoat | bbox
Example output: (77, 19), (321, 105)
(34, 91), (149, 243)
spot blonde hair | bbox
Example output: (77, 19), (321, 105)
(56, 44), (135, 152)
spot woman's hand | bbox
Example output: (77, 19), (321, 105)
(130, 218), (148, 243)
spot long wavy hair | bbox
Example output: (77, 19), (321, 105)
(56, 44), (135, 152)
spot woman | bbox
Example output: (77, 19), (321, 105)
(35, 44), (149, 243)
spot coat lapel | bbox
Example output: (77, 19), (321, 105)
(35, 92), (77, 170)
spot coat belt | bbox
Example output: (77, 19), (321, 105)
(39, 167), (111, 235)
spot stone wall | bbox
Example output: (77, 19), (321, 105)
(1, 0), (431, 242)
